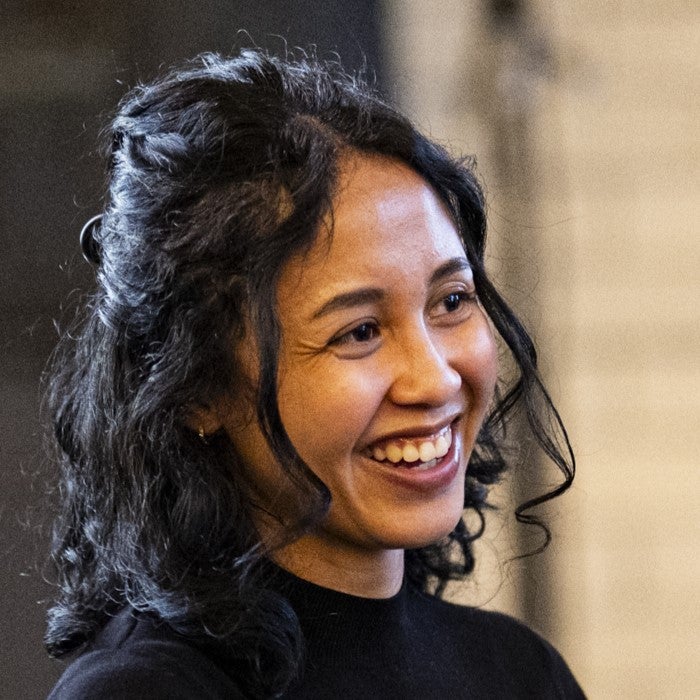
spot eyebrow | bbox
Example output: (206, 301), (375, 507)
(311, 287), (385, 320)
(310, 256), (472, 321)
(429, 257), (472, 285)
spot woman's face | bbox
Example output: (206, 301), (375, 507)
(216, 154), (497, 582)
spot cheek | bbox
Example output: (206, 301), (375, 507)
(277, 364), (383, 464)
(459, 319), (499, 408)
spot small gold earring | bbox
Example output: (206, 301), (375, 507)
(198, 426), (206, 441)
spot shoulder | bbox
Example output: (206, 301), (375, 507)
(408, 590), (586, 698)
(48, 608), (247, 700)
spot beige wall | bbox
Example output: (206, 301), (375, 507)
(384, 1), (699, 697)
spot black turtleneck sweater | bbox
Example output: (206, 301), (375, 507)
(49, 571), (585, 699)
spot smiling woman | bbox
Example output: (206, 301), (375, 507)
(206, 155), (499, 596)
(45, 51), (583, 698)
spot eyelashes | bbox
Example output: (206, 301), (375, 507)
(330, 321), (380, 347)
(433, 291), (477, 317)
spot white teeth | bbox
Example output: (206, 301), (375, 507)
(435, 434), (450, 458)
(418, 442), (437, 462)
(385, 444), (403, 463)
(402, 444), (420, 463)
(370, 425), (452, 465)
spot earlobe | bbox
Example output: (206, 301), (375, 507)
(184, 403), (224, 439)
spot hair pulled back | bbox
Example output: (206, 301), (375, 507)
(46, 49), (574, 698)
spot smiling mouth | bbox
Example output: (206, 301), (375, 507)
(367, 425), (453, 470)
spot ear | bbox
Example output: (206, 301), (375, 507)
(184, 402), (224, 439)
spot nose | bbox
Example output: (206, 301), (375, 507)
(387, 326), (462, 407)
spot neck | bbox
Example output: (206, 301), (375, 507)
(272, 534), (404, 599)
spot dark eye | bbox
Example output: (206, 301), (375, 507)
(346, 322), (379, 343)
(331, 321), (380, 347)
(443, 292), (465, 313)
(430, 289), (477, 322)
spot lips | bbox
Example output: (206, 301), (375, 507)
(367, 424), (453, 470)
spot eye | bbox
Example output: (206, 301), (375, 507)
(430, 289), (477, 323)
(443, 292), (466, 313)
(332, 321), (380, 346)
(440, 291), (476, 313)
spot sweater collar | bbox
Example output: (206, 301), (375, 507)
(268, 563), (414, 659)
(271, 563), (408, 613)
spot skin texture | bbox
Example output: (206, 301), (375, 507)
(206, 154), (498, 598)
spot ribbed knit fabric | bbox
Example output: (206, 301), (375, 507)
(49, 569), (585, 699)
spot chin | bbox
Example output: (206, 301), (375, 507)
(375, 506), (465, 551)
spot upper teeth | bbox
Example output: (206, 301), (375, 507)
(371, 425), (452, 464)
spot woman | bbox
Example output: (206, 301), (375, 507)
(46, 50), (583, 698)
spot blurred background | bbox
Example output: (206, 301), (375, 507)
(1, 1), (697, 697)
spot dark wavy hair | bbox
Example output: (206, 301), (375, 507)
(45, 49), (574, 698)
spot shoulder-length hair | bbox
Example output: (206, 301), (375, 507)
(46, 49), (574, 698)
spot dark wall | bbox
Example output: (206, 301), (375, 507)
(0, 3), (383, 696)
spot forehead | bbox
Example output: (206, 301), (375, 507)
(278, 155), (465, 301)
